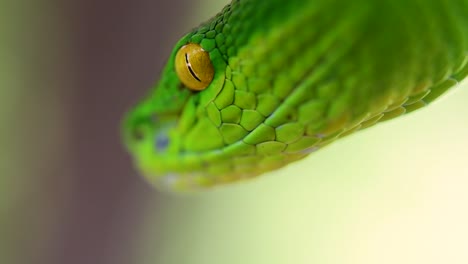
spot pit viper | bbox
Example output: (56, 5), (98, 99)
(123, 0), (468, 191)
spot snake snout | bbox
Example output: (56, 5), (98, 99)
(123, 108), (179, 154)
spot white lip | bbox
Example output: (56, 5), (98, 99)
(154, 171), (206, 191)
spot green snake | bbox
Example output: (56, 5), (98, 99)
(123, 0), (468, 191)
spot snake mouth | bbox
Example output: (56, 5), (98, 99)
(149, 172), (210, 192)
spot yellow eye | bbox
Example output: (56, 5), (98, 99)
(175, 43), (214, 91)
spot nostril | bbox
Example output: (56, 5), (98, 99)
(132, 126), (145, 141)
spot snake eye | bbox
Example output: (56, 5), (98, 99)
(175, 43), (214, 91)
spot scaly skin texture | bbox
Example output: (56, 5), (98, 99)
(123, 0), (468, 191)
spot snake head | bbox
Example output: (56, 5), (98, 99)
(123, 29), (260, 191)
(123, 4), (321, 191)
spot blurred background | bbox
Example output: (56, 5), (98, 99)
(1, 0), (467, 264)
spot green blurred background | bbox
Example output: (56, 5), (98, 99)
(1, 0), (467, 263)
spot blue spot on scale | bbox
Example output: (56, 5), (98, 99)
(155, 133), (170, 151)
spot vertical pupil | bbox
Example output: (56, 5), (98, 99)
(185, 53), (202, 82)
